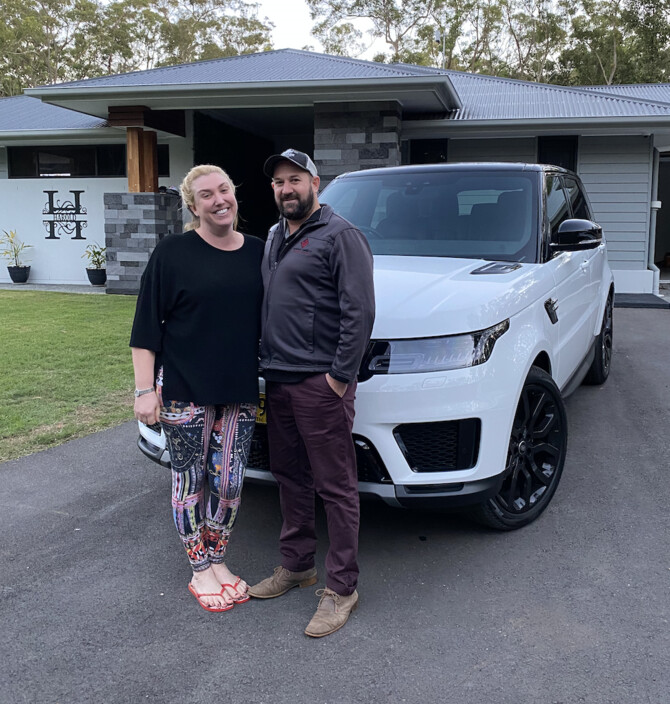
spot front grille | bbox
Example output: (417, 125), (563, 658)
(393, 419), (480, 472)
(246, 425), (391, 484)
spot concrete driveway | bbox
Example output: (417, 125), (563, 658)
(1, 308), (668, 704)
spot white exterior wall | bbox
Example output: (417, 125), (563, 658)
(0, 132), (193, 285)
(0, 175), (125, 284)
(578, 136), (654, 292)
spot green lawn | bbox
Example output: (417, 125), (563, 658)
(0, 290), (137, 462)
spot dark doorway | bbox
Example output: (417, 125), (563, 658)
(655, 155), (670, 275)
(537, 136), (578, 172)
(194, 112), (277, 239)
(406, 138), (449, 164)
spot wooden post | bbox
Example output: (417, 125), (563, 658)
(126, 127), (144, 193)
(141, 130), (159, 193)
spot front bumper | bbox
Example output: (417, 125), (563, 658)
(136, 352), (519, 509)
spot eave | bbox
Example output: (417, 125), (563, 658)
(402, 115), (670, 139)
(25, 76), (462, 118)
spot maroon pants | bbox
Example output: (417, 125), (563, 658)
(266, 374), (359, 596)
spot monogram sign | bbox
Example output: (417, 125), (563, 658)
(43, 190), (88, 240)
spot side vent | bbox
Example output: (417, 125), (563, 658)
(544, 298), (559, 324)
(471, 262), (522, 275)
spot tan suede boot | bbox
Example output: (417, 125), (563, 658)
(304, 588), (359, 638)
(247, 566), (318, 599)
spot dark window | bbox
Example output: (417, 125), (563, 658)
(157, 144), (170, 177)
(96, 145), (125, 176)
(563, 177), (590, 219)
(9, 146), (96, 178)
(538, 136), (577, 172)
(545, 175), (571, 238)
(7, 148), (37, 178)
(8, 143), (170, 178)
(408, 139), (448, 164)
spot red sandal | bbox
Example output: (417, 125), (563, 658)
(221, 576), (250, 604)
(188, 582), (234, 612)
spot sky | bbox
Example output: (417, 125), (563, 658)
(255, 0), (383, 60)
(256, 0), (319, 53)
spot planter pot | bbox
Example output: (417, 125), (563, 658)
(7, 265), (30, 284)
(86, 268), (107, 286)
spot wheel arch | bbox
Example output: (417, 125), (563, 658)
(531, 351), (552, 376)
(592, 280), (615, 336)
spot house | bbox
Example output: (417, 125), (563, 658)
(2, 48), (670, 296)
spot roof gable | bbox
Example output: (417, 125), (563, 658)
(32, 49), (453, 90)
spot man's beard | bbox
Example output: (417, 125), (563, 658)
(277, 189), (315, 222)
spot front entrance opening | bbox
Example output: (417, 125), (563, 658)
(193, 109), (314, 239)
(655, 154), (670, 284)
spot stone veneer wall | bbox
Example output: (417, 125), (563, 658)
(104, 192), (181, 295)
(313, 101), (402, 187)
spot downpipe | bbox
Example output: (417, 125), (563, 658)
(650, 148), (661, 293)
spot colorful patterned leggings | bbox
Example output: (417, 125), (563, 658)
(159, 398), (256, 572)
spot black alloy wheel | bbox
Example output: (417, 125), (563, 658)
(472, 366), (567, 530)
(584, 292), (613, 385)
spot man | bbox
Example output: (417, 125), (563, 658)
(248, 149), (375, 638)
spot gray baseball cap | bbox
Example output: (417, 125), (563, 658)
(263, 149), (318, 178)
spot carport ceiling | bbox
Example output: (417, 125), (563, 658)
(200, 107), (314, 138)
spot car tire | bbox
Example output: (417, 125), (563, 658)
(583, 291), (613, 386)
(471, 366), (567, 531)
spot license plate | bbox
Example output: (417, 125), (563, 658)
(256, 393), (267, 424)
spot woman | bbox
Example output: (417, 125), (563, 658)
(130, 164), (264, 612)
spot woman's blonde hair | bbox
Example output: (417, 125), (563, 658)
(180, 164), (238, 231)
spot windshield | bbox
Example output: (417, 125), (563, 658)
(321, 170), (539, 263)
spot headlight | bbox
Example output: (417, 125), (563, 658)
(365, 320), (509, 375)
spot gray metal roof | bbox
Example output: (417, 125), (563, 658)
(14, 50), (670, 132)
(0, 95), (108, 131)
(582, 84), (670, 105)
(442, 71), (670, 120)
(34, 49), (450, 90)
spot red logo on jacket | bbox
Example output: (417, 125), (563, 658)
(301, 238), (309, 248)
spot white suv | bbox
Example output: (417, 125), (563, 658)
(138, 163), (614, 530)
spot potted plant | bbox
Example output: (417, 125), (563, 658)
(82, 242), (107, 286)
(0, 229), (32, 283)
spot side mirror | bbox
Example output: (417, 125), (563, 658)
(551, 219), (602, 252)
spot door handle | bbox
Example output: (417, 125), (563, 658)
(580, 261), (589, 272)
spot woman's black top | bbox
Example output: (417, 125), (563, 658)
(130, 231), (264, 405)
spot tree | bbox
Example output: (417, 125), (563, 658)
(0, 0), (273, 96)
(621, 0), (670, 82)
(497, 0), (568, 82)
(305, 0), (443, 63)
(552, 0), (670, 85)
(153, 0), (274, 67)
(554, 0), (630, 84)
(0, 0), (100, 95)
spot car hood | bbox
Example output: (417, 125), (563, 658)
(371, 256), (552, 338)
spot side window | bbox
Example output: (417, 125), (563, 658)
(563, 177), (591, 220)
(545, 175), (571, 238)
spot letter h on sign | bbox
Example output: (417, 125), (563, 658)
(43, 190), (88, 240)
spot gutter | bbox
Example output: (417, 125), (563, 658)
(0, 127), (123, 142)
(403, 115), (670, 137)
